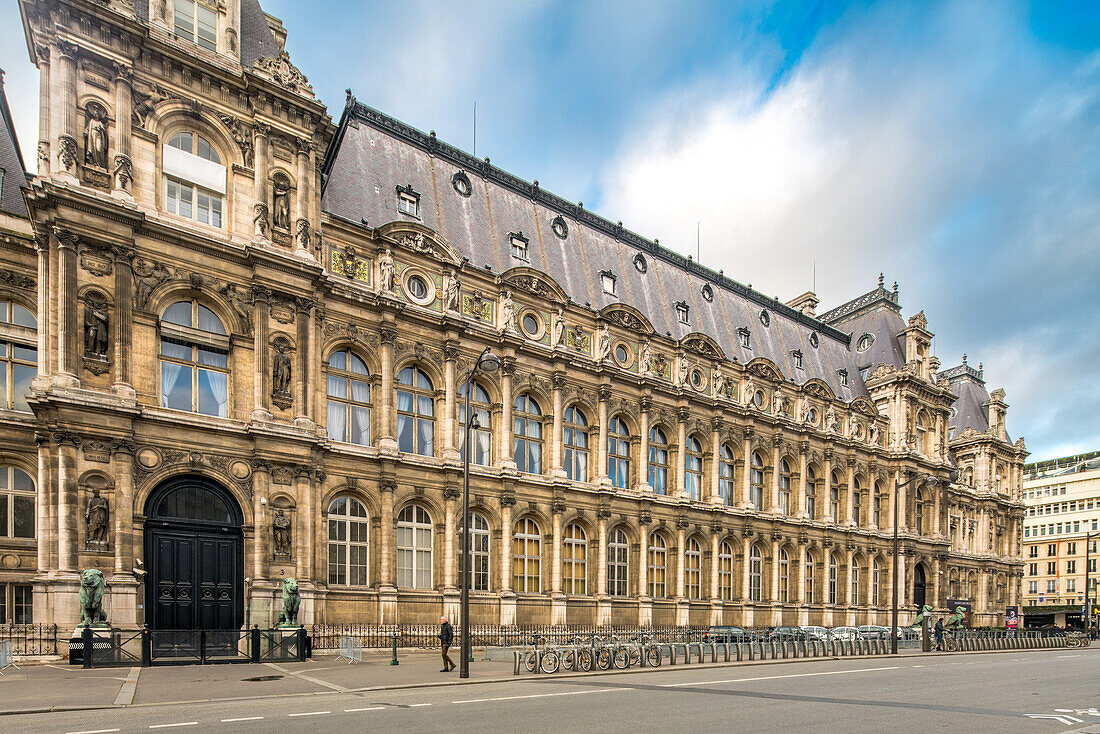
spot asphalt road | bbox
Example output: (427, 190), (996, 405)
(9, 649), (1100, 734)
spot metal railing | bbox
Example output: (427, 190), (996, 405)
(72, 626), (310, 668)
(309, 624), (713, 650)
(0, 624), (57, 656)
(0, 640), (16, 673)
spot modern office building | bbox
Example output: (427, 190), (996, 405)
(2, 0), (1026, 631)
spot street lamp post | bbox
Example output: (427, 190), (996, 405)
(460, 347), (500, 679)
(1086, 531), (1099, 636)
(891, 469), (957, 654)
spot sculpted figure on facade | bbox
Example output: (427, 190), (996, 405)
(253, 202), (270, 240)
(443, 270), (460, 312)
(83, 102), (109, 169)
(598, 323), (612, 362)
(743, 377), (757, 406)
(273, 351), (292, 395)
(272, 509), (291, 557)
(500, 290), (517, 333)
(85, 489), (109, 547)
(553, 307), (566, 346)
(378, 248), (395, 292)
(713, 365), (728, 397)
(84, 296), (109, 357)
(639, 339), (653, 375)
(677, 357), (690, 387)
(826, 407), (840, 433)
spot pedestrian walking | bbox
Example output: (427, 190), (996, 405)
(439, 616), (455, 672)
(934, 618), (945, 651)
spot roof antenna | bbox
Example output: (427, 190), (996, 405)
(696, 221), (700, 263)
(472, 101), (477, 157)
(812, 261), (816, 292)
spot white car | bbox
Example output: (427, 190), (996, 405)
(800, 625), (829, 641)
(829, 626), (864, 641)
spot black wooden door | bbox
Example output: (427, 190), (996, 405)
(149, 528), (240, 630)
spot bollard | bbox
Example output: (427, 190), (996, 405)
(391, 634), (399, 665)
(513, 650), (523, 675)
(142, 626), (153, 668)
(736, 643), (743, 661)
(769, 641), (777, 659)
(81, 626), (93, 669)
(747, 642), (755, 661)
(722, 643), (731, 662)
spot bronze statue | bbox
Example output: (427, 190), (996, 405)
(84, 299), (109, 357)
(272, 352), (292, 395)
(85, 489), (109, 547)
(945, 605), (967, 631)
(272, 509), (291, 557)
(78, 568), (108, 627)
(910, 603), (934, 630)
(278, 577), (301, 627)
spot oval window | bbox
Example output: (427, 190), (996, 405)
(857, 333), (875, 352)
(701, 284), (714, 302)
(753, 390), (766, 409)
(522, 313), (540, 336)
(633, 253), (647, 273)
(551, 216), (568, 239)
(810, 332), (819, 348)
(452, 171), (472, 197)
(615, 344), (629, 364)
(407, 275), (428, 300)
(759, 309), (771, 327)
(806, 407), (817, 424)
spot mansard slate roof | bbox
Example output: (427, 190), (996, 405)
(820, 277), (907, 372)
(321, 97), (894, 399)
(0, 69), (29, 218)
(133, 0), (277, 67)
(941, 361), (999, 438)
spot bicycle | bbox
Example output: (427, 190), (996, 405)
(522, 634), (562, 674)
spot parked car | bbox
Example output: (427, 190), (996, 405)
(829, 626), (864, 641)
(800, 625), (830, 641)
(858, 625), (891, 640)
(769, 626), (808, 641)
(704, 626), (752, 643)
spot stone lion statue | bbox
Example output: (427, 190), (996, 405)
(278, 577), (301, 627)
(79, 568), (108, 627)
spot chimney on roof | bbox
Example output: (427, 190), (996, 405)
(786, 291), (819, 316)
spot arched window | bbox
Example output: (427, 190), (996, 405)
(749, 544), (764, 602)
(779, 459), (793, 515)
(396, 505), (433, 589)
(873, 482), (882, 528)
(459, 512), (490, 592)
(0, 300), (37, 412)
(828, 554), (839, 604)
(829, 471), (841, 523)
(749, 452), (765, 511)
(648, 534), (667, 598)
(607, 417), (631, 490)
(513, 518), (541, 593)
(164, 131), (224, 227)
(160, 300), (229, 417)
(853, 477), (863, 527)
(397, 367), (435, 456)
(718, 541), (735, 600)
(607, 527), (629, 596)
(648, 426), (669, 494)
(685, 537), (702, 599)
(718, 445), (735, 506)
(778, 547), (790, 603)
(915, 489), (926, 535)
(915, 413), (927, 455)
(807, 465), (821, 519)
(326, 350), (371, 445)
(563, 523), (587, 595)
(685, 436), (704, 500)
(851, 557), (861, 605)
(872, 559), (883, 606)
(563, 405), (589, 482)
(458, 381), (492, 465)
(513, 393), (543, 474)
(805, 552), (817, 604)
(0, 466), (34, 539)
(327, 496), (368, 586)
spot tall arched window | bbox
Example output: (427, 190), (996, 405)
(873, 482), (883, 528)
(872, 559), (883, 606)
(327, 496), (369, 586)
(828, 554), (839, 604)
(0, 466), (34, 539)
(326, 349), (371, 445)
(607, 417), (631, 489)
(915, 413), (927, 455)
(396, 505), (433, 589)
(164, 131), (224, 227)
(459, 512), (491, 592)
(607, 527), (628, 596)
(778, 547), (790, 603)
(805, 552), (817, 604)
(397, 367), (435, 456)
(915, 489), (926, 535)
(718, 541), (734, 600)
(513, 393), (543, 473)
(779, 459), (793, 515)
(685, 436), (704, 500)
(829, 470), (841, 523)
(851, 557), (861, 605)
(513, 518), (541, 593)
(0, 300), (36, 412)
(749, 452), (765, 510)
(853, 477), (863, 527)
(685, 537), (702, 600)
(458, 381), (492, 465)
(648, 534), (667, 598)
(806, 465), (821, 519)
(160, 300), (229, 417)
(749, 544), (764, 601)
(563, 405), (589, 482)
(562, 523), (587, 595)
(719, 445), (736, 506)
(648, 427), (669, 494)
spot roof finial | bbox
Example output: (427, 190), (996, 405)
(878, 272), (884, 288)
(892, 281), (898, 295)
(978, 361), (983, 372)
(962, 353), (967, 365)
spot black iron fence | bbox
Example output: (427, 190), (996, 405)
(70, 626), (310, 668)
(310, 624), (714, 650)
(0, 624), (57, 655)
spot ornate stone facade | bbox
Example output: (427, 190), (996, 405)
(0, 0), (1025, 631)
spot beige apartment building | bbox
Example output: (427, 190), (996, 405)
(1022, 452), (1100, 628)
(1, 0), (1026, 633)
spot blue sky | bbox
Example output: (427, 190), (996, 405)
(2, 0), (1098, 461)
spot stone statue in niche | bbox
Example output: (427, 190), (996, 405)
(272, 176), (291, 230)
(272, 509), (291, 557)
(443, 270), (460, 312)
(273, 351), (292, 395)
(84, 296), (109, 357)
(378, 248), (395, 292)
(553, 307), (566, 346)
(826, 407), (840, 433)
(85, 488), (110, 548)
(713, 365), (728, 396)
(500, 290), (516, 333)
(598, 324), (612, 362)
(83, 102), (109, 169)
(639, 339), (652, 375)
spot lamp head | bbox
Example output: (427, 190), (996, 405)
(477, 350), (501, 374)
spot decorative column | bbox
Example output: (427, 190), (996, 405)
(442, 343), (458, 461)
(741, 535), (753, 627)
(54, 40), (79, 179)
(110, 247), (135, 396)
(55, 431), (80, 574)
(636, 397), (650, 492)
(294, 137), (314, 259)
(250, 287), (270, 419)
(378, 325), (397, 451)
(797, 443), (809, 518)
(769, 434), (781, 513)
(251, 462), (269, 583)
(844, 548), (854, 625)
(379, 480), (397, 623)
(35, 42), (50, 175)
(293, 298), (312, 425)
(846, 458), (857, 526)
(500, 359), (515, 470)
(111, 63), (133, 198)
(675, 409), (688, 497)
(637, 515), (651, 626)
(499, 495), (516, 626)
(110, 441), (135, 576)
(709, 419), (721, 503)
(741, 429), (753, 509)
(294, 467), (311, 580)
(797, 544), (808, 625)
(443, 486), (458, 590)
(770, 537), (781, 605)
(597, 386), (610, 486)
(54, 227), (79, 386)
(709, 530), (721, 625)
(550, 374), (565, 478)
(35, 233), (50, 380)
(35, 433), (53, 573)
(823, 451), (834, 522)
(252, 123), (270, 241)
(596, 510), (610, 626)
(550, 502), (566, 625)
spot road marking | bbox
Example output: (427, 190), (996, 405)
(221, 717), (264, 722)
(1056, 654), (1081, 658)
(67, 729), (120, 734)
(344, 707), (385, 712)
(1025, 714), (1082, 725)
(149, 724), (198, 729)
(114, 666), (142, 706)
(658, 665), (900, 688)
(409, 703), (432, 707)
(454, 687), (622, 705)
(265, 662), (350, 693)
(287, 711), (331, 717)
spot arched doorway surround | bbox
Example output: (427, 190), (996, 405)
(913, 562), (928, 609)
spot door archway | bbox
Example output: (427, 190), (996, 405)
(913, 563), (927, 609)
(144, 475), (244, 630)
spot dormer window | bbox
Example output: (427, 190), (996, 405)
(738, 328), (751, 349)
(509, 231), (529, 260)
(396, 186), (419, 217)
(174, 0), (218, 51)
(792, 350), (803, 369)
(675, 301), (689, 324)
(601, 270), (617, 296)
(838, 369), (849, 387)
